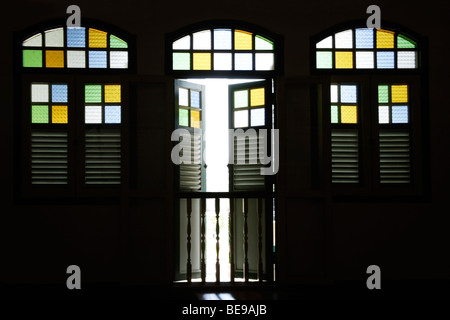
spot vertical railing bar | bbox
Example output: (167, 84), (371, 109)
(200, 197), (206, 283)
(215, 198), (220, 283)
(243, 197), (249, 282)
(186, 198), (192, 283)
(258, 197), (263, 282)
(229, 198), (235, 283)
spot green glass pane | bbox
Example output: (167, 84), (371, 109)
(331, 105), (339, 124)
(85, 85), (102, 103)
(255, 35), (274, 50)
(378, 85), (389, 103)
(110, 34), (128, 48)
(234, 90), (248, 108)
(179, 109), (189, 126)
(31, 105), (49, 123)
(316, 51), (332, 69)
(397, 34), (416, 48)
(173, 52), (190, 70)
(23, 50), (42, 67)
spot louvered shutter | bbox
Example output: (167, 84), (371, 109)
(331, 129), (359, 183)
(379, 129), (410, 184)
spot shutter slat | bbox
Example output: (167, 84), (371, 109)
(379, 129), (410, 184)
(331, 129), (359, 184)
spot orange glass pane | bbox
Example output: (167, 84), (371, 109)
(235, 30), (252, 50)
(193, 53), (211, 70)
(191, 110), (201, 128)
(391, 85), (408, 103)
(89, 28), (107, 48)
(340, 105), (357, 124)
(376, 29), (394, 49)
(104, 85), (121, 103)
(250, 88), (265, 106)
(45, 50), (64, 68)
(52, 105), (68, 123)
(335, 51), (353, 69)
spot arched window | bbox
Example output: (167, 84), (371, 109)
(312, 22), (426, 196)
(17, 21), (134, 198)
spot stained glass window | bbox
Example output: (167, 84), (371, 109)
(171, 27), (275, 72)
(31, 83), (69, 124)
(329, 84), (358, 124)
(84, 84), (122, 124)
(377, 84), (409, 124)
(22, 26), (128, 69)
(232, 86), (266, 128)
(178, 86), (203, 128)
(315, 28), (418, 70)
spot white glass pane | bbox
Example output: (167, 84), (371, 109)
(85, 106), (102, 123)
(234, 53), (253, 70)
(251, 108), (265, 126)
(335, 29), (353, 49)
(378, 106), (390, 124)
(45, 27), (64, 47)
(23, 33), (42, 47)
(179, 88), (189, 106)
(316, 36), (333, 48)
(31, 84), (49, 102)
(67, 50), (86, 68)
(173, 35), (190, 50)
(193, 30), (211, 50)
(214, 29), (232, 50)
(234, 110), (248, 128)
(213, 53), (232, 70)
(330, 85), (338, 103)
(355, 51), (374, 69)
(397, 51), (416, 69)
(255, 53), (274, 70)
(110, 51), (128, 68)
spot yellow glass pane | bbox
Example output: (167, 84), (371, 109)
(391, 85), (408, 103)
(45, 50), (64, 68)
(193, 53), (211, 70)
(235, 30), (252, 50)
(335, 51), (353, 69)
(250, 88), (265, 106)
(52, 105), (68, 123)
(89, 28), (107, 48)
(191, 110), (201, 128)
(376, 29), (394, 48)
(341, 105), (357, 124)
(104, 85), (121, 103)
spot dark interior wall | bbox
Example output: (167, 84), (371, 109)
(1, 0), (449, 287)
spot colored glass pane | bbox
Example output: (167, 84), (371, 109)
(88, 51), (107, 68)
(376, 29), (394, 48)
(392, 106), (408, 123)
(330, 85), (338, 103)
(340, 85), (357, 103)
(173, 35), (191, 50)
(234, 90), (248, 108)
(105, 105), (121, 124)
(355, 28), (374, 48)
(179, 88), (189, 106)
(255, 53), (274, 70)
(191, 110), (201, 128)
(335, 51), (353, 69)
(316, 51), (332, 68)
(234, 110), (248, 128)
(193, 30), (211, 50)
(173, 52), (190, 70)
(85, 85), (102, 103)
(45, 50), (64, 68)
(32, 84), (49, 102)
(67, 50), (86, 68)
(335, 30), (353, 49)
(89, 28), (107, 48)
(250, 88), (265, 106)
(234, 53), (253, 70)
(330, 105), (338, 123)
(190, 91), (200, 108)
(378, 106), (390, 124)
(67, 27), (86, 47)
(52, 105), (68, 123)
(179, 109), (189, 126)
(23, 50), (42, 67)
(316, 36), (332, 49)
(45, 28), (64, 47)
(355, 51), (374, 69)
(397, 34), (416, 48)
(23, 33), (42, 47)
(340, 106), (357, 124)
(51, 84), (68, 103)
(235, 30), (252, 50)
(251, 108), (265, 126)
(110, 51), (128, 68)
(397, 51), (416, 69)
(213, 53), (232, 70)
(104, 85), (121, 103)
(193, 53), (211, 70)
(376, 51), (394, 69)
(85, 106), (102, 123)
(214, 29), (232, 50)
(31, 105), (49, 123)
(391, 85), (408, 103)
(378, 85), (389, 103)
(110, 34), (128, 48)
(255, 35), (274, 50)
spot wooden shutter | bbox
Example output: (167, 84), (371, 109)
(379, 129), (410, 184)
(331, 129), (359, 183)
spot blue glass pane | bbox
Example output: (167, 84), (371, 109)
(104, 105), (121, 124)
(355, 28), (374, 48)
(392, 106), (408, 123)
(51, 84), (68, 103)
(88, 51), (107, 68)
(190, 91), (200, 108)
(376, 51), (395, 69)
(340, 85), (357, 103)
(67, 27), (85, 47)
